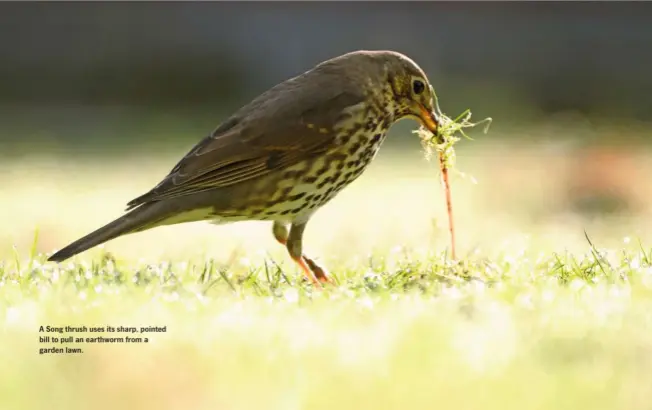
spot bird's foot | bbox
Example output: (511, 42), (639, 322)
(292, 256), (323, 288)
(304, 256), (335, 285)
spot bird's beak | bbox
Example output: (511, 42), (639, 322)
(418, 104), (439, 133)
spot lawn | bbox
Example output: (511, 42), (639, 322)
(2, 135), (652, 409)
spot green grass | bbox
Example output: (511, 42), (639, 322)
(2, 138), (652, 409)
(2, 244), (652, 410)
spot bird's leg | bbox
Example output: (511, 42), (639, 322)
(272, 221), (290, 245)
(285, 222), (320, 287)
(273, 221), (332, 286)
(288, 223), (334, 285)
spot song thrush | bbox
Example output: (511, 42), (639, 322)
(48, 50), (440, 287)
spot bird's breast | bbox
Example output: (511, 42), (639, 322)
(212, 115), (391, 223)
(275, 115), (391, 216)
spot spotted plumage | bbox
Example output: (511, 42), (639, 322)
(48, 50), (440, 287)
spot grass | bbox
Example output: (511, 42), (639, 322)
(3, 245), (652, 409)
(2, 137), (652, 409)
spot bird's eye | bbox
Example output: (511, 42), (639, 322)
(412, 79), (425, 95)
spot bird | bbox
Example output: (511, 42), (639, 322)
(47, 50), (440, 287)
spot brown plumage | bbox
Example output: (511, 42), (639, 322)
(48, 50), (440, 287)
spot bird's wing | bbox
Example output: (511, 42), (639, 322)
(126, 79), (365, 210)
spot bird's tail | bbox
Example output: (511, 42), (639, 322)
(47, 202), (173, 262)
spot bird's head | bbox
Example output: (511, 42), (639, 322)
(376, 50), (440, 134)
(320, 50), (440, 134)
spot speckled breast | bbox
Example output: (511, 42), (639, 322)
(234, 113), (393, 222)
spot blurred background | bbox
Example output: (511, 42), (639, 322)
(1, 2), (651, 261)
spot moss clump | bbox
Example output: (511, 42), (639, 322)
(414, 86), (492, 169)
